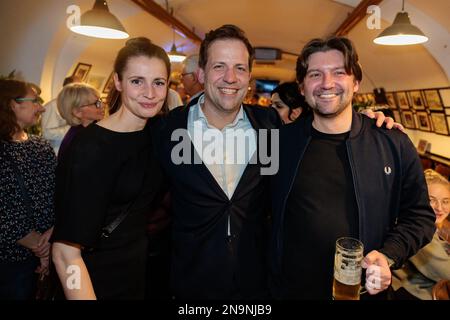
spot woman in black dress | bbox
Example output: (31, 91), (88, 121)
(52, 38), (169, 299)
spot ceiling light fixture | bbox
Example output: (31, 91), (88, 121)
(373, 0), (428, 46)
(168, 28), (186, 63)
(70, 0), (129, 39)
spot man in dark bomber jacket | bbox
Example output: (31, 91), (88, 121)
(270, 36), (436, 300)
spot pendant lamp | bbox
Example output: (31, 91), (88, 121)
(70, 0), (129, 39)
(373, 0), (428, 46)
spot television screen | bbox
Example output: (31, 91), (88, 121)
(255, 79), (279, 94)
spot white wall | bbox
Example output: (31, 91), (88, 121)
(405, 129), (450, 159)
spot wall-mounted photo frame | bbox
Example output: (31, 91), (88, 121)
(408, 90), (425, 110)
(353, 93), (364, 104)
(71, 63), (92, 82)
(417, 139), (429, 155)
(385, 92), (397, 109)
(396, 91), (409, 110)
(102, 72), (115, 94)
(392, 110), (401, 124)
(401, 110), (415, 129)
(366, 93), (375, 105)
(424, 89), (443, 111)
(416, 111), (431, 131)
(439, 88), (450, 107)
(447, 116), (450, 133)
(87, 74), (105, 91)
(430, 112), (449, 135)
(445, 107), (450, 116)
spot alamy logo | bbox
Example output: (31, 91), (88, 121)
(66, 265), (81, 290)
(66, 5), (81, 29)
(170, 122), (279, 175)
(366, 5), (381, 30)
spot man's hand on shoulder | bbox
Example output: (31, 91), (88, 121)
(361, 109), (405, 132)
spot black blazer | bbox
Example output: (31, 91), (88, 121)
(157, 97), (281, 299)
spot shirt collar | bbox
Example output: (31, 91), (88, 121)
(193, 95), (246, 129)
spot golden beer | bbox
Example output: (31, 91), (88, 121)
(332, 278), (360, 300)
(332, 237), (363, 300)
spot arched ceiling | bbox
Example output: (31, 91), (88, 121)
(2, 0), (449, 99)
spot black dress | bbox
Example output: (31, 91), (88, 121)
(52, 123), (164, 299)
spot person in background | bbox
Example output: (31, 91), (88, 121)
(270, 81), (310, 124)
(270, 36), (435, 300)
(56, 83), (105, 159)
(167, 88), (183, 111)
(392, 169), (450, 300)
(180, 54), (204, 104)
(0, 79), (56, 300)
(41, 76), (79, 154)
(52, 37), (168, 299)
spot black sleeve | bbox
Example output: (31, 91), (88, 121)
(379, 135), (436, 268)
(52, 135), (118, 248)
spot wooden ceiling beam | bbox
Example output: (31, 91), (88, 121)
(131, 0), (202, 43)
(335, 0), (383, 36)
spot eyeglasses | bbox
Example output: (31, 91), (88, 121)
(15, 97), (41, 105)
(80, 99), (103, 109)
(430, 197), (450, 208)
(181, 72), (194, 78)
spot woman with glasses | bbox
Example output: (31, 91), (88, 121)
(56, 83), (104, 159)
(52, 37), (169, 299)
(0, 79), (56, 299)
(392, 169), (450, 299)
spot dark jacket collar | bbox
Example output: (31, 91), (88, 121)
(294, 107), (364, 139)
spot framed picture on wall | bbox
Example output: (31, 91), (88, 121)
(71, 63), (92, 82)
(417, 139), (429, 155)
(408, 90), (425, 110)
(87, 74), (105, 91)
(396, 91), (409, 110)
(416, 111), (431, 131)
(401, 111), (415, 129)
(424, 89), (443, 110)
(385, 92), (397, 109)
(366, 93), (375, 105)
(392, 110), (401, 124)
(439, 88), (450, 106)
(102, 72), (115, 94)
(445, 107), (450, 116)
(354, 93), (364, 104)
(430, 112), (449, 135)
(447, 116), (450, 133)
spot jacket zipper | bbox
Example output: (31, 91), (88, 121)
(277, 137), (312, 261)
(345, 140), (363, 242)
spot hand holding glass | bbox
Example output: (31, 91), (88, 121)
(332, 237), (364, 300)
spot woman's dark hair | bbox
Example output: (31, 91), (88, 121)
(271, 81), (310, 121)
(0, 79), (33, 141)
(296, 36), (362, 84)
(114, 37), (170, 80)
(199, 24), (254, 71)
(113, 37), (171, 114)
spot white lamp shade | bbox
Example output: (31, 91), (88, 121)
(374, 12), (428, 46)
(70, 0), (129, 39)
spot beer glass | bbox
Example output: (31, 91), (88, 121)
(332, 237), (364, 300)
